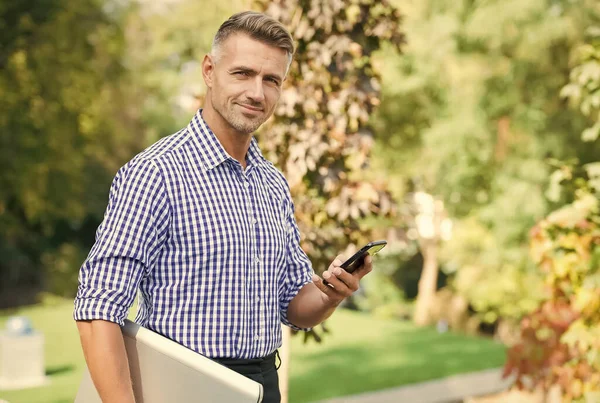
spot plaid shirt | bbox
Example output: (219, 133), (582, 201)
(74, 109), (313, 359)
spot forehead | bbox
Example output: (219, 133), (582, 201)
(217, 33), (288, 75)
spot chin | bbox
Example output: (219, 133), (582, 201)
(230, 115), (264, 134)
(241, 123), (262, 134)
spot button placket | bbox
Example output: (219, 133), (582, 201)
(242, 175), (257, 342)
(245, 173), (264, 348)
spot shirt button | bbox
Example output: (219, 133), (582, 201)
(244, 182), (250, 188)
(252, 218), (258, 225)
(256, 297), (261, 303)
(255, 256), (260, 263)
(255, 334), (260, 340)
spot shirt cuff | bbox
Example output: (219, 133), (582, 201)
(280, 278), (313, 331)
(73, 297), (128, 326)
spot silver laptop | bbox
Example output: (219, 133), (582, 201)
(75, 320), (263, 403)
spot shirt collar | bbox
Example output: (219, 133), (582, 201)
(187, 109), (267, 171)
(246, 137), (265, 169)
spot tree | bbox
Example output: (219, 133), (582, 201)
(505, 32), (600, 402)
(409, 191), (452, 326)
(254, 0), (403, 270)
(370, 0), (600, 328)
(0, 0), (142, 301)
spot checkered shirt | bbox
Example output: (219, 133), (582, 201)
(74, 109), (314, 359)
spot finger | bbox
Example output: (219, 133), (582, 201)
(322, 270), (353, 298)
(331, 267), (359, 292)
(312, 274), (338, 297)
(328, 255), (345, 271)
(354, 255), (373, 280)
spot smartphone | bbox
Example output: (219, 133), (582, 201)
(323, 240), (387, 286)
(340, 240), (387, 273)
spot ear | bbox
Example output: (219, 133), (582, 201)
(202, 54), (215, 89)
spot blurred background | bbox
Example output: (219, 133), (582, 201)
(1, 0), (599, 402)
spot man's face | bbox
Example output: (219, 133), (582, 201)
(204, 33), (288, 135)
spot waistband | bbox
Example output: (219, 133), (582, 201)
(213, 350), (280, 371)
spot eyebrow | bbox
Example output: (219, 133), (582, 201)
(230, 65), (283, 83)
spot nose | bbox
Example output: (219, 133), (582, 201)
(246, 76), (265, 104)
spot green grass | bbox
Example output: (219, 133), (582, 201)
(0, 298), (85, 403)
(0, 299), (506, 403)
(288, 309), (506, 403)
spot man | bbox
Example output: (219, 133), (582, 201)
(74, 11), (373, 403)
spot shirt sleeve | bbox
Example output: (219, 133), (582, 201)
(278, 192), (314, 331)
(73, 158), (170, 326)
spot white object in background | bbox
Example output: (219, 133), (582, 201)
(75, 319), (263, 403)
(0, 316), (48, 390)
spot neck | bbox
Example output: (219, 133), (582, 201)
(201, 105), (252, 169)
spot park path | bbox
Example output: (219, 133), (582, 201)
(314, 368), (513, 403)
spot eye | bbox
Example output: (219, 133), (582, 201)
(234, 71), (249, 77)
(266, 77), (280, 86)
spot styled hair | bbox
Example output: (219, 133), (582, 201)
(212, 11), (294, 68)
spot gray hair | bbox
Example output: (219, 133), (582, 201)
(211, 11), (294, 70)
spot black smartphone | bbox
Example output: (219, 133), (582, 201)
(340, 240), (387, 273)
(323, 240), (387, 286)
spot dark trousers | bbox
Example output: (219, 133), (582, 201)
(212, 351), (281, 403)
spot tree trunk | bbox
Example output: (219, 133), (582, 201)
(278, 325), (291, 403)
(414, 242), (439, 326)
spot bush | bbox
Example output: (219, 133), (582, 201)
(504, 192), (600, 401)
(441, 218), (546, 328)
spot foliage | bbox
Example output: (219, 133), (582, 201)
(370, 0), (600, 326)
(505, 35), (600, 402)
(0, 0), (144, 299)
(352, 254), (411, 320)
(443, 218), (545, 325)
(561, 38), (600, 143)
(254, 0), (404, 270)
(505, 192), (600, 401)
(41, 243), (89, 298)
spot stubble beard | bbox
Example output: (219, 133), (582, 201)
(213, 95), (267, 135)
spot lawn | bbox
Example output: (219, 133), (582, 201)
(0, 298), (85, 403)
(288, 310), (506, 402)
(0, 298), (506, 403)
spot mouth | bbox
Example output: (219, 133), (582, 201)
(237, 103), (264, 114)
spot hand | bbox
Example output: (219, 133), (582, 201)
(312, 254), (373, 307)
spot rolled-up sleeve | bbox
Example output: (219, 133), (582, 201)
(278, 194), (314, 331)
(74, 158), (170, 325)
